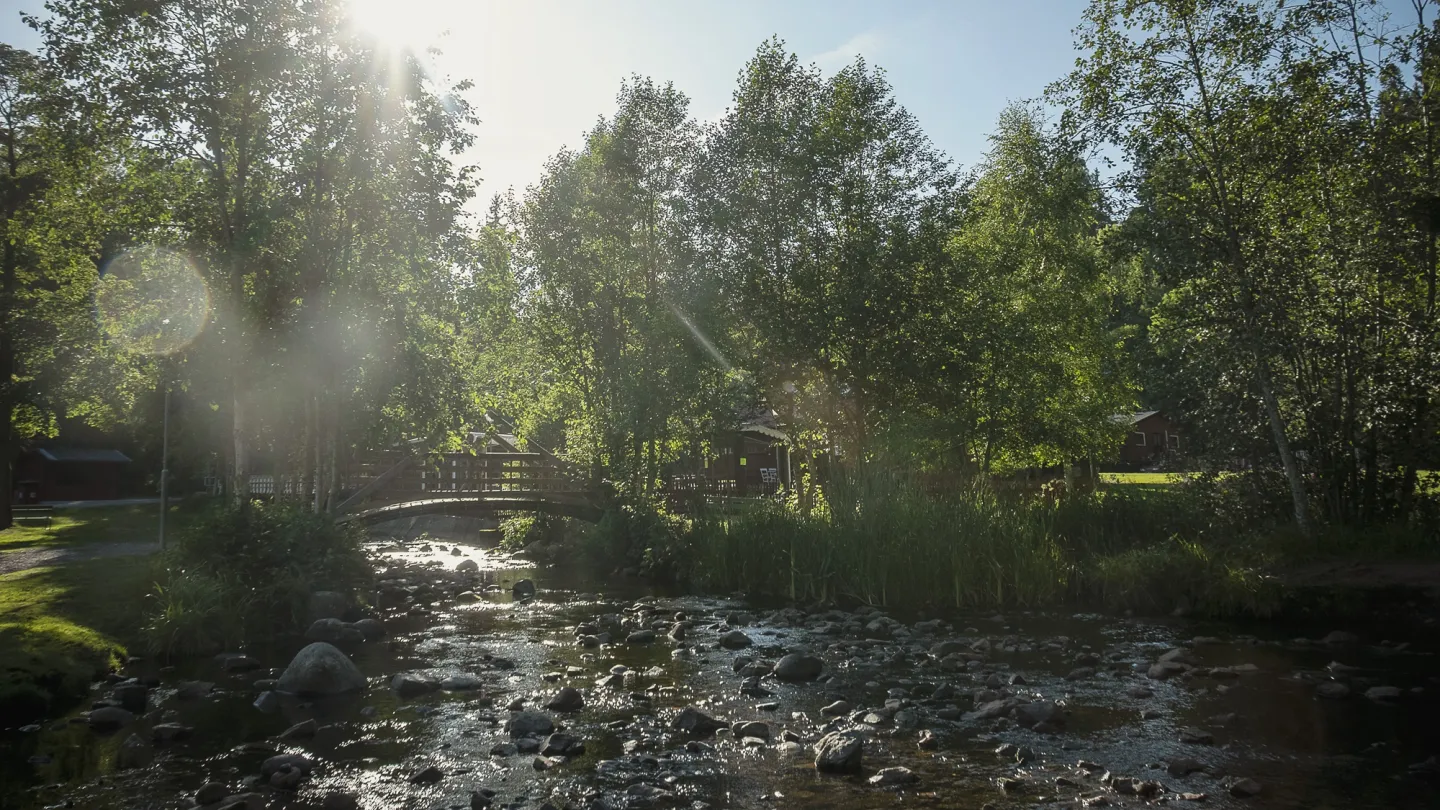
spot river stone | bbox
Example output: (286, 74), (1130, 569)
(391, 672), (441, 698)
(217, 653), (263, 672)
(151, 722), (194, 743)
(195, 782), (229, 805)
(512, 579), (537, 599)
(456, 559), (479, 573)
(262, 753), (313, 778)
(542, 732), (585, 756)
(87, 706), (134, 730)
(113, 684), (149, 713)
(307, 591), (349, 623)
(1168, 757), (1207, 776)
(117, 733), (153, 769)
(279, 719), (317, 739)
(441, 674), (484, 691)
(545, 686), (585, 712)
(214, 793), (265, 810)
(1180, 727), (1215, 745)
(176, 681), (214, 700)
(733, 720), (770, 740)
(719, 630), (752, 649)
(408, 765), (444, 785)
(814, 729), (865, 773)
(1316, 681), (1352, 699)
(276, 643), (366, 696)
(322, 793), (360, 810)
(508, 710), (555, 738)
(671, 707), (726, 736)
(1014, 701), (1064, 730)
(869, 766), (918, 786)
(1322, 630), (1359, 645)
(305, 618), (362, 644)
(821, 700), (852, 716)
(774, 653), (824, 682)
(1229, 778), (1263, 798)
(627, 629), (657, 644)
(1365, 685), (1402, 701)
(1148, 661), (1189, 680)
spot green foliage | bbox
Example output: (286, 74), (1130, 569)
(142, 501), (370, 653)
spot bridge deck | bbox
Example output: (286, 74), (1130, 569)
(338, 491), (603, 524)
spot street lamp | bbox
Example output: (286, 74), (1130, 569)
(158, 383), (170, 549)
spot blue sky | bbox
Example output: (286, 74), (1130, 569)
(0, 0), (1091, 203)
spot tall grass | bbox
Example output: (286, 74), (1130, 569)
(687, 469), (1285, 616)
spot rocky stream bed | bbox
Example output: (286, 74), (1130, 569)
(2, 533), (1439, 810)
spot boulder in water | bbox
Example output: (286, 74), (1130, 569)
(814, 729), (865, 773)
(512, 579), (537, 599)
(773, 653), (823, 682)
(276, 643), (366, 696)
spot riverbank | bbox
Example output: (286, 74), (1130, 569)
(3, 535), (1437, 810)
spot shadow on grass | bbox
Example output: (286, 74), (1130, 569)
(0, 497), (212, 554)
(0, 549), (163, 724)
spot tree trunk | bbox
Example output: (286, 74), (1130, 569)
(1255, 358), (1312, 536)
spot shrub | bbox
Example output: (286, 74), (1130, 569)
(142, 500), (370, 654)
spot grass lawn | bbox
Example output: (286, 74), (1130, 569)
(0, 498), (212, 724)
(0, 499), (209, 554)
(1098, 471), (1188, 486)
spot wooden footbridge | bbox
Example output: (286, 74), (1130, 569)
(331, 447), (603, 525)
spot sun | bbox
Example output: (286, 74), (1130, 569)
(346, 0), (449, 50)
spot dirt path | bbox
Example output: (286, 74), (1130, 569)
(0, 541), (158, 575)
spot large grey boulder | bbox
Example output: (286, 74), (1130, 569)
(507, 710), (555, 738)
(773, 653), (823, 682)
(305, 618), (362, 644)
(670, 707), (726, 736)
(276, 642), (366, 696)
(814, 729), (865, 773)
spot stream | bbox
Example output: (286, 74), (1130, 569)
(3, 525), (1439, 810)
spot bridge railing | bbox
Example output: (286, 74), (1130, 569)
(344, 451), (584, 507)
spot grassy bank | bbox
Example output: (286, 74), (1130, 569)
(667, 473), (1438, 618)
(0, 500), (213, 723)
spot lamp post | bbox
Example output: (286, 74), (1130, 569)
(158, 384), (170, 549)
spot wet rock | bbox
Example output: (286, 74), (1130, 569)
(1365, 685), (1402, 702)
(917, 730), (938, 750)
(117, 733), (153, 769)
(1228, 778), (1263, 798)
(391, 672), (441, 698)
(87, 706), (134, 730)
(321, 793), (360, 810)
(774, 653), (824, 682)
(456, 559), (479, 573)
(252, 691), (281, 713)
(507, 710), (555, 738)
(531, 755), (557, 770)
(671, 707), (726, 736)
(1167, 757), (1207, 776)
(1126, 685), (1154, 698)
(998, 777), (1025, 794)
(195, 782), (229, 805)
(626, 629), (657, 644)
(217, 653), (263, 672)
(279, 719), (316, 739)
(1179, 728), (1214, 745)
(545, 687), (585, 712)
(151, 722), (194, 743)
(719, 630), (752, 649)
(1065, 667), (1095, 681)
(489, 742), (518, 757)
(441, 673), (484, 691)
(276, 642), (367, 696)
(408, 765), (444, 785)
(732, 720), (770, 740)
(450, 546), (462, 556)
(114, 684), (149, 713)
(262, 754), (312, 791)
(214, 793), (265, 810)
(512, 579), (537, 599)
(1148, 661), (1189, 680)
(869, 766), (918, 786)
(1015, 701), (1064, 730)
(176, 681), (214, 700)
(307, 591), (349, 623)
(814, 729), (865, 773)
(542, 732), (586, 756)
(1322, 631), (1359, 645)
(305, 618), (362, 644)
(821, 700), (852, 716)
(470, 789), (497, 809)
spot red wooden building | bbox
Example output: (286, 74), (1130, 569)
(1113, 411), (1181, 467)
(14, 447), (132, 503)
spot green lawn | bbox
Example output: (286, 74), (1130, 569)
(0, 498), (211, 554)
(1099, 471), (1188, 485)
(0, 498), (212, 724)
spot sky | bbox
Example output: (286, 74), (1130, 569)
(0, 0), (1094, 205)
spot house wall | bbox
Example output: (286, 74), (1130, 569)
(1118, 413), (1181, 466)
(13, 457), (125, 502)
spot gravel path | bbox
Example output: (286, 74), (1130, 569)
(0, 541), (158, 575)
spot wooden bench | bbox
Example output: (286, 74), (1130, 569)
(12, 505), (54, 526)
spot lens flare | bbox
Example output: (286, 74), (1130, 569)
(95, 247), (210, 356)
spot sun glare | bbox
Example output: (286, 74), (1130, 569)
(346, 0), (450, 50)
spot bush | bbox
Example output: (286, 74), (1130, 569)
(142, 500), (370, 654)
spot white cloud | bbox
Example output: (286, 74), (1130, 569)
(809, 31), (884, 71)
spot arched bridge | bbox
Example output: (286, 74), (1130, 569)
(333, 450), (603, 525)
